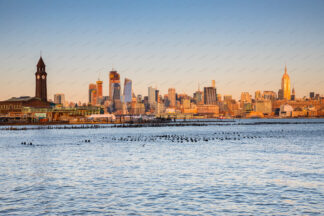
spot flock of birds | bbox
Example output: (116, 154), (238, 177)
(104, 131), (272, 144)
(21, 139), (92, 146)
(20, 130), (297, 147)
(21, 141), (33, 145)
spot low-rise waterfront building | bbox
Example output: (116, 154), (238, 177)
(280, 104), (293, 117)
(0, 96), (52, 117)
(197, 104), (219, 118)
(254, 100), (272, 115)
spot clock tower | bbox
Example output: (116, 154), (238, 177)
(35, 57), (47, 101)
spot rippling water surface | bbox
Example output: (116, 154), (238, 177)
(0, 119), (323, 215)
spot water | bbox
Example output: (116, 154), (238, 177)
(0, 119), (323, 215)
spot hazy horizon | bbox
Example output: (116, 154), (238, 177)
(0, 0), (323, 102)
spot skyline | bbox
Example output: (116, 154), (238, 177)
(1, 0), (324, 102)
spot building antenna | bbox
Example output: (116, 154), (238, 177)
(285, 62), (287, 74)
(98, 71), (101, 81)
(40, 50), (42, 57)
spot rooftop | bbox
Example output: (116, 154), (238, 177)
(6, 96), (40, 102)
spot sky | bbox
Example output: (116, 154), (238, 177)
(0, 0), (323, 102)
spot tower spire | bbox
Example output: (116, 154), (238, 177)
(37, 56), (45, 68)
(285, 64), (287, 74)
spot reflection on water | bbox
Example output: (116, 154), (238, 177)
(0, 119), (323, 215)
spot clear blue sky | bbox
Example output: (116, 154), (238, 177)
(0, 0), (323, 102)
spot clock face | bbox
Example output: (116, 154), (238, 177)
(37, 75), (40, 79)
(42, 75), (46, 79)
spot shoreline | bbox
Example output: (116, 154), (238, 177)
(0, 117), (323, 127)
(1, 118), (324, 131)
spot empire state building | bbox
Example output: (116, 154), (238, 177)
(281, 65), (291, 100)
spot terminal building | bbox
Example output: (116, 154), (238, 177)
(0, 57), (52, 122)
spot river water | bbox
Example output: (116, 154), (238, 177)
(0, 119), (323, 215)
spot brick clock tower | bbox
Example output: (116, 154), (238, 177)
(35, 57), (47, 101)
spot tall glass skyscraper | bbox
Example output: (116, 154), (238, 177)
(123, 78), (132, 103)
(109, 69), (120, 101)
(112, 83), (121, 101)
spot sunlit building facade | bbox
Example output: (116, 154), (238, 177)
(168, 88), (176, 107)
(281, 65), (291, 100)
(54, 94), (65, 105)
(96, 80), (103, 104)
(223, 95), (232, 102)
(255, 90), (262, 100)
(254, 100), (272, 115)
(193, 90), (203, 105)
(96, 80), (103, 98)
(89, 84), (97, 104)
(90, 89), (97, 106)
(263, 91), (277, 101)
(148, 86), (157, 106)
(109, 69), (120, 100)
(204, 87), (217, 105)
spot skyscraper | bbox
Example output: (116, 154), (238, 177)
(291, 88), (296, 101)
(54, 94), (65, 105)
(89, 84), (96, 104)
(96, 80), (103, 98)
(112, 83), (121, 101)
(263, 91), (277, 101)
(217, 94), (222, 102)
(137, 94), (142, 103)
(109, 69), (120, 100)
(148, 86), (157, 106)
(223, 95), (232, 102)
(281, 65), (291, 100)
(96, 80), (103, 105)
(204, 87), (217, 105)
(155, 90), (159, 103)
(240, 92), (252, 108)
(255, 90), (262, 100)
(278, 89), (284, 100)
(193, 91), (203, 105)
(168, 88), (176, 107)
(35, 57), (47, 101)
(310, 92), (315, 99)
(90, 89), (97, 106)
(123, 78), (132, 103)
(193, 83), (203, 105)
(240, 92), (252, 102)
(212, 80), (216, 88)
